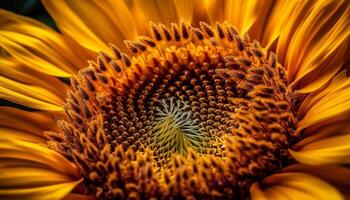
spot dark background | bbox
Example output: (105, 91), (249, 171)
(0, 0), (56, 109)
(0, 0), (55, 28)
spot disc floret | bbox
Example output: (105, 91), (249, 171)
(45, 22), (298, 199)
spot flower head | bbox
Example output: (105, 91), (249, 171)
(1, 1), (350, 200)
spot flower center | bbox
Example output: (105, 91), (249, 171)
(46, 22), (298, 199)
(152, 98), (203, 158)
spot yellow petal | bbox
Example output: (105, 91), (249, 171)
(277, 0), (350, 87)
(0, 180), (81, 200)
(92, 0), (137, 39)
(42, 0), (128, 53)
(172, 0), (194, 23)
(203, 0), (224, 24)
(0, 75), (63, 104)
(284, 164), (350, 192)
(292, 14), (350, 88)
(290, 134), (350, 165)
(0, 138), (80, 200)
(259, 0), (300, 48)
(0, 74), (64, 111)
(0, 86), (63, 111)
(225, 0), (258, 34)
(293, 121), (350, 150)
(0, 9), (82, 77)
(134, 0), (178, 25)
(276, 0), (313, 64)
(0, 107), (59, 143)
(0, 127), (44, 143)
(0, 107), (59, 134)
(0, 139), (79, 176)
(250, 183), (268, 200)
(262, 172), (343, 200)
(297, 71), (350, 131)
(303, 134), (350, 152)
(0, 57), (66, 112)
(297, 71), (348, 117)
(0, 167), (76, 188)
(264, 186), (300, 200)
(207, 0), (269, 35)
(0, 58), (69, 100)
(294, 57), (344, 94)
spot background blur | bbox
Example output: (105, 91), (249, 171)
(0, 0), (56, 109)
(0, 0), (55, 28)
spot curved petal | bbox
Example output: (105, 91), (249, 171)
(0, 76), (64, 109)
(204, 0), (272, 36)
(0, 128), (45, 143)
(290, 134), (350, 165)
(0, 138), (80, 200)
(284, 164), (350, 194)
(293, 121), (350, 150)
(0, 139), (79, 176)
(0, 58), (68, 100)
(256, 172), (343, 200)
(0, 107), (60, 143)
(172, 0), (194, 23)
(265, 186), (300, 200)
(293, 43), (348, 94)
(277, 0), (350, 89)
(225, 0), (267, 35)
(297, 71), (348, 118)
(258, 0), (300, 48)
(0, 168), (77, 188)
(133, 0), (178, 25)
(276, 0), (315, 65)
(0, 85), (63, 111)
(297, 71), (350, 131)
(0, 9), (83, 77)
(0, 181), (81, 200)
(0, 107), (59, 132)
(204, 0), (300, 49)
(92, 0), (137, 39)
(42, 0), (135, 53)
(202, 0), (223, 24)
(250, 183), (268, 200)
(0, 57), (67, 111)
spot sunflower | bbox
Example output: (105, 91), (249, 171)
(1, 0), (350, 199)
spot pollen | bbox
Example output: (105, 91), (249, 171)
(151, 98), (219, 165)
(45, 22), (299, 199)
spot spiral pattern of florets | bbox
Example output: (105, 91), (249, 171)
(45, 22), (299, 199)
